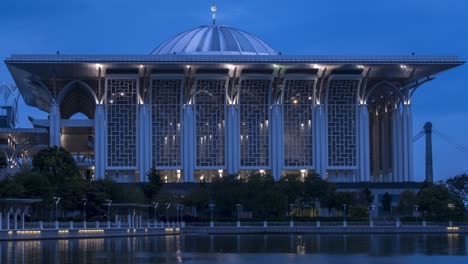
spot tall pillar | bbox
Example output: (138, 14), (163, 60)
(402, 104), (413, 182)
(138, 104), (151, 182)
(391, 108), (402, 182)
(94, 104), (106, 180)
(13, 212), (17, 230)
(49, 103), (61, 147)
(271, 104), (284, 181)
(227, 105), (240, 175)
(314, 104), (327, 180)
(381, 111), (389, 181)
(371, 111), (380, 182)
(183, 105), (195, 182)
(424, 122), (433, 183)
(6, 213), (10, 230)
(358, 105), (371, 182)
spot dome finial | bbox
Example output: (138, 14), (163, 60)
(211, 5), (217, 25)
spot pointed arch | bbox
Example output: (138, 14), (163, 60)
(58, 80), (98, 119)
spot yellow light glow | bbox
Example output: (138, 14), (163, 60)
(78, 229), (104, 233)
(17, 230), (41, 235)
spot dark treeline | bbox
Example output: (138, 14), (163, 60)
(0, 147), (466, 221)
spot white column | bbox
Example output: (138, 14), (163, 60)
(391, 108), (402, 182)
(13, 212), (17, 230)
(271, 104), (284, 181)
(49, 103), (61, 147)
(138, 104), (151, 182)
(94, 104), (106, 180)
(358, 105), (371, 182)
(6, 213), (10, 230)
(227, 105), (240, 175)
(314, 104), (327, 179)
(402, 104), (413, 181)
(371, 112), (380, 182)
(21, 213), (24, 230)
(381, 111), (389, 181)
(183, 105), (195, 182)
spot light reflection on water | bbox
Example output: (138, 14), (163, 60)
(0, 234), (467, 263)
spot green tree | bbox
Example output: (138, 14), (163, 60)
(417, 183), (464, 220)
(143, 168), (164, 203)
(446, 174), (468, 206)
(0, 176), (25, 198)
(31, 146), (85, 215)
(397, 190), (417, 215)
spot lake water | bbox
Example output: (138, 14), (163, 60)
(1, 234), (467, 263)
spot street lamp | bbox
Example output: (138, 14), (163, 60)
(53, 197), (61, 221)
(153, 202), (159, 222)
(369, 205), (375, 222)
(179, 205), (184, 223)
(82, 198), (88, 221)
(448, 203), (455, 226)
(289, 204), (294, 222)
(209, 202), (215, 223)
(342, 204), (347, 222)
(235, 204), (242, 222)
(175, 204), (182, 224)
(105, 199), (112, 222)
(165, 203), (171, 222)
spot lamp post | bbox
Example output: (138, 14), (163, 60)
(448, 203), (454, 226)
(175, 204), (182, 224)
(105, 199), (112, 222)
(289, 204), (294, 222)
(179, 205), (184, 223)
(53, 197), (61, 222)
(342, 204), (347, 222)
(209, 203), (215, 223)
(414, 205), (419, 221)
(153, 202), (159, 223)
(235, 204), (242, 223)
(82, 198), (88, 221)
(369, 205), (375, 224)
(165, 203), (171, 223)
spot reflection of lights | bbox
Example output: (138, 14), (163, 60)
(120, 92), (124, 96)
(308, 96), (312, 100)
(400, 64), (407, 69)
(293, 99), (298, 104)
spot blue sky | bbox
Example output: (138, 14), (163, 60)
(0, 0), (467, 181)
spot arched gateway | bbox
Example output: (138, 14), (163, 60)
(4, 21), (464, 183)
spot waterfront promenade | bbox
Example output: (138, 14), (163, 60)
(1, 220), (466, 241)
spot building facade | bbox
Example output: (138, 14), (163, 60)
(4, 25), (464, 183)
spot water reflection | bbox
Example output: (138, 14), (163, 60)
(0, 234), (466, 263)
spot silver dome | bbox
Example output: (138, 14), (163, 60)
(151, 25), (279, 55)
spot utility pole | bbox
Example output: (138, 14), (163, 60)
(424, 122), (433, 183)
